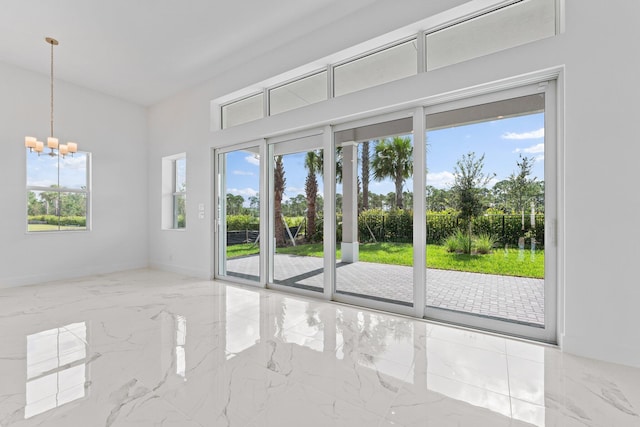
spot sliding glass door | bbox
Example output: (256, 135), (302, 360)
(267, 132), (325, 293)
(332, 115), (416, 312)
(424, 83), (556, 342)
(215, 143), (264, 284)
(214, 82), (556, 343)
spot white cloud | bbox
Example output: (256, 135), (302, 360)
(513, 143), (545, 154)
(227, 187), (258, 198)
(285, 186), (305, 197)
(245, 155), (260, 166)
(502, 128), (544, 140)
(29, 179), (57, 188)
(56, 155), (86, 170)
(427, 171), (454, 189)
(233, 170), (254, 176)
(534, 154), (544, 163)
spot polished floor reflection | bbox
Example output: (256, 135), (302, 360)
(0, 270), (638, 426)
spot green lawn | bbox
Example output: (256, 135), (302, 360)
(227, 241), (543, 279)
(28, 224), (86, 232)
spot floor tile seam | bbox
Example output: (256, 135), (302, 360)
(425, 370), (514, 403)
(155, 393), (204, 427)
(235, 347), (405, 420)
(283, 371), (397, 421)
(426, 334), (508, 356)
(223, 280), (557, 353)
(342, 347), (417, 373)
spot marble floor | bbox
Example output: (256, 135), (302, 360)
(0, 269), (638, 426)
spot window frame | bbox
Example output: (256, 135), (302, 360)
(172, 157), (187, 229)
(162, 153), (187, 231)
(25, 150), (91, 233)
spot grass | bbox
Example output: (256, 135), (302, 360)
(226, 243), (260, 258)
(28, 224), (86, 232)
(227, 241), (544, 278)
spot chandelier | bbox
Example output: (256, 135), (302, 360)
(24, 37), (78, 157)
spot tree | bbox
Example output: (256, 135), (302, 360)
(426, 186), (450, 211)
(226, 194), (245, 215)
(40, 186), (60, 216)
(371, 136), (413, 209)
(491, 180), (511, 212)
(27, 191), (45, 216)
(361, 141), (371, 211)
(304, 150), (322, 242)
(274, 155), (286, 247)
(451, 152), (495, 252)
(248, 194), (259, 214)
(506, 155), (538, 230)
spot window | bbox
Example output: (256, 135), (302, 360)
(334, 39), (418, 97)
(173, 157), (187, 229)
(162, 153), (187, 230)
(26, 151), (90, 232)
(214, 0), (558, 129)
(426, 0), (556, 70)
(221, 93), (264, 129)
(269, 71), (328, 115)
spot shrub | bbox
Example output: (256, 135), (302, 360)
(474, 233), (496, 254)
(227, 214), (259, 231)
(443, 229), (471, 253)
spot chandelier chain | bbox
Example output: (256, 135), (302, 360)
(50, 39), (54, 138)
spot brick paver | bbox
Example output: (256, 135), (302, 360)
(226, 254), (544, 326)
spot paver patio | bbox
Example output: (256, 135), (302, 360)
(226, 253), (544, 326)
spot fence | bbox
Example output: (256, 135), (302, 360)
(226, 212), (545, 248)
(358, 211), (545, 247)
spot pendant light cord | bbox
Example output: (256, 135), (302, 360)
(50, 40), (54, 138)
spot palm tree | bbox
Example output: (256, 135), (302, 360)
(361, 141), (371, 211)
(274, 155), (286, 247)
(371, 136), (413, 209)
(304, 150), (322, 242)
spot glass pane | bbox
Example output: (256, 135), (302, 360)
(58, 152), (88, 190)
(220, 148), (261, 282)
(59, 192), (87, 230)
(334, 39), (418, 97)
(173, 194), (186, 229)
(222, 93), (264, 129)
(26, 152), (58, 188)
(272, 147), (324, 292)
(175, 157), (186, 193)
(426, 0), (556, 71)
(270, 71), (327, 116)
(27, 190), (60, 232)
(335, 126), (414, 306)
(426, 93), (545, 327)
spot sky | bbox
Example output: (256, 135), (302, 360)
(26, 152), (88, 190)
(223, 112), (544, 206)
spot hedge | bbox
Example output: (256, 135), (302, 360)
(28, 215), (86, 227)
(225, 210), (545, 248)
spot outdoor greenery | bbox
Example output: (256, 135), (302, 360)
(225, 241), (543, 279)
(224, 141), (545, 279)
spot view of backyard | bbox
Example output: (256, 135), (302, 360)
(221, 100), (546, 327)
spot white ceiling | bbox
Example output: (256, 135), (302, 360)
(0, 0), (379, 106)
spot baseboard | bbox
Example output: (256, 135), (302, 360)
(149, 261), (210, 279)
(562, 334), (640, 369)
(0, 261), (149, 289)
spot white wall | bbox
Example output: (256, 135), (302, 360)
(148, 0), (640, 368)
(0, 62), (149, 287)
